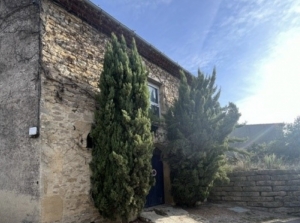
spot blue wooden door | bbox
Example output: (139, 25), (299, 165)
(145, 151), (165, 207)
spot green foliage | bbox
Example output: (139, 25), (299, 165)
(263, 154), (284, 169)
(149, 108), (163, 124)
(247, 142), (274, 163)
(233, 156), (253, 171)
(90, 34), (153, 222)
(231, 153), (285, 171)
(231, 116), (300, 170)
(247, 116), (300, 163)
(284, 116), (300, 158)
(164, 69), (240, 206)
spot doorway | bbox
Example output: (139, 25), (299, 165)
(145, 149), (165, 207)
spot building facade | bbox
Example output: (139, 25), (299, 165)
(0, 0), (192, 222)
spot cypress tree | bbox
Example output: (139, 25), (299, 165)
(90, 34), (153, 222)
(165, 69), (240, 206)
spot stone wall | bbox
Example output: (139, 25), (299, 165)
(39, 0), (179, 222)
(0, 0), (41, 222)
(40, 0), (106, 222)
(210, 170), (300, 216)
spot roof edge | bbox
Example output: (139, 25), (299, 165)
(51, 0), (194, 82)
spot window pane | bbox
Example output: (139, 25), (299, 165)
(148, 85), (158, 104)
(150, 105), (160, 117)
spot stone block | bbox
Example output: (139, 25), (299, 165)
(224, 186), (243, 192)
(262, 201), (283, 208)
(256, 180), (286, 186)
(234, 181), (256, 186)
(256, 170), (296, 175)
(254, 170), (277, 175)
(212, 186), (242, 192)
(230, 176), (247, 182)
(287, 180), (300, 185)
(247, 175), (270, 181)
(246, 202), (264, 207)
(272, 186), (288, 191)
(271, 174), (300, 181)
(282, 196), (299, 202)
(273, 186), (300, 191)
(226, 192), (260, 197)
(42, 195), (63, 222)
(244, 197), (274, 202)
(289, 191), (300, 196)
(242, 186), (272, 192)
(284, 202), (300, 207)
(229, 202), (247, 207)
(222, 196), (243, 201)
(262, 191), (287, 197)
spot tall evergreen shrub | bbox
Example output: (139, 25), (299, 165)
(165, 69), (240, 206)
(90, 34), (153, 222)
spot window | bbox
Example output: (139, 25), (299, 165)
(148, 83), (160, 117)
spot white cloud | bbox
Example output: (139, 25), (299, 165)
(184, 0), (300, 115)
(183, 51), (218, 73)
(237, 29), (300, 124)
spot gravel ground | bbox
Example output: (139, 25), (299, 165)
(184, 203), (300, 223)
(134, 202), (300, 223)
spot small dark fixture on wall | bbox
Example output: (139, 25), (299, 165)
(86, 133), (94, 149)
(151, 124), (159, 134)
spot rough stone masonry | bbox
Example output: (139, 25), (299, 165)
(209, 170), (300, 216)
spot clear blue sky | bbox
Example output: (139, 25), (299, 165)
(90, 0), (300, 124)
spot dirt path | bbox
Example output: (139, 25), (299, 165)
(138, 203), (300, 223)
(184, 203), (300, 223)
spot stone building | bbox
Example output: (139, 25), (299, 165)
(0, 0), (192, 222)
